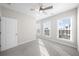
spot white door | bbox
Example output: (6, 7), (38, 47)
(1, 17), (17, 51)
(1, 17), (6, 51)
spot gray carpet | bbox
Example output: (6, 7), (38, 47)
(0, 39), (79, 56)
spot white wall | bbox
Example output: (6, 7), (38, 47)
(0, 6), (1, 16)
(38, 8), (77, 48)
(0, 6), (1, 52)
(0, 6), (36, 45)
(77, 7), (79, 51)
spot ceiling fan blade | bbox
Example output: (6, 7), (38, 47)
(40, 6), (53, 10)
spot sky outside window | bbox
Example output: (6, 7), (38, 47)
(57, 17), (71, 29)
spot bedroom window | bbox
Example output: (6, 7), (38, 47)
(57, 17), (72, 41)
(43, 21), (51, 37)
(36, 23), (41, 34)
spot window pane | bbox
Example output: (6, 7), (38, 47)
(43, 21), (51, 36)
(36, 23), (41, 34)
(57, 17), (72, 40)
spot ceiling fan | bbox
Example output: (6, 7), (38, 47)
(30, 4), (53, 13)
(39, 5), (53, 11)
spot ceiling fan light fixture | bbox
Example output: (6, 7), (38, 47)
(30, 3), (53, 15)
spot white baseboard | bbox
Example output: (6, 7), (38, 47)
(1, 39), (36, 52)
(18, 39), (36, 46)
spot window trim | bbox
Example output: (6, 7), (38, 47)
(57, 16), (73, 42)
(43, 21), (51, 38)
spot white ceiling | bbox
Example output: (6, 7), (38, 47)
(0, 3), (79, 20)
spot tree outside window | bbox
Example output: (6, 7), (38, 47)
(57, 17), (72, 40)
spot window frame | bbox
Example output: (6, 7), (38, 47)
(57, 16), (73, 42)
(43, 21), (51, 37)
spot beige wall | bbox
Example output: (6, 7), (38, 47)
(38, 8), (77, 48)
(1, 6), (36, 45)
